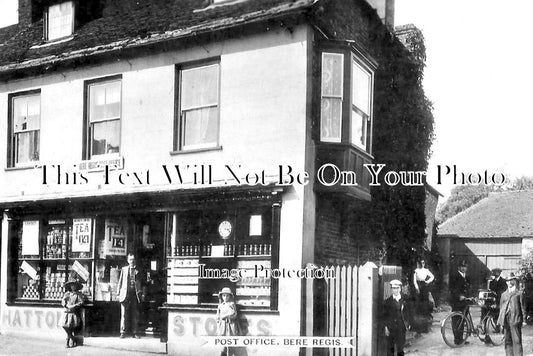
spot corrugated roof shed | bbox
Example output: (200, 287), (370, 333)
(439, 190), (533, 238)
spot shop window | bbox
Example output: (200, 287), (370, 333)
(10, 214), (165, 308)
(45, 2), (75, 41)
(12, 218), (94, 302)
(167, 206), (278, 309)
(7, 91), (40, 167)
(175, 61), (220, 151)
(84, 77), (122, 159)
(320, 50), (374, 151)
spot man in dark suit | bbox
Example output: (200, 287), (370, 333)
(382, 279), (411, 356)
(490, 268), (508, 305)
(449, 260), (471, 345)
(117, 253), (145, 338)
(498, 273), (526, 356)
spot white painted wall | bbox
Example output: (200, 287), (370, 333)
(0, 26), (309, 199)
(0, 25), (312, 348)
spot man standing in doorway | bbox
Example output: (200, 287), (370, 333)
(118, 253), (145, 338)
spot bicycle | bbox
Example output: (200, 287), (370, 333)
(441, 292), (504, 348)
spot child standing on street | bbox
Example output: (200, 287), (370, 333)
(216, 287), (241, 356)
(61, 277), (85, 348)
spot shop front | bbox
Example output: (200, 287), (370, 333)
(0, 185), (302, 355)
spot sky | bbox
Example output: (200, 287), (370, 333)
(395, 0), (533, 198)
(1, 0), (532, 199)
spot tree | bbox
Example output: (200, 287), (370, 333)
(436, 185), (493, 222)
(436, 176), (533, 223)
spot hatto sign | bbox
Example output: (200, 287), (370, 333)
(104, 219), (127, 256)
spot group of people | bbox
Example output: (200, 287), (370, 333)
(450, 261), (527, 356)
(60, 252), (241, 355)
(382, 258), (435, 356)
(383, 259), (530, 356)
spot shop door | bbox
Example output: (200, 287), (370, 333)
(137, 214), (167, 336)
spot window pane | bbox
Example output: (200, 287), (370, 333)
(352, 61), (370, 115)
(181, 64), (219, 110)
(15, 131), (40, 164)
(48, 2), (73, 40)
(182, 107), (218, 149)
(14, 95), (40, 132)
(320, 98), (342, 142)
(90, 81), (121, 122)
(351, 110), (366, 149)
(322, 53), (343, 97)
(91, 120), (120, 156)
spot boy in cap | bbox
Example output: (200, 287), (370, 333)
(382, 279), (411, 356)
(498, 273), (526, 356)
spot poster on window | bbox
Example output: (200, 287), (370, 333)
(104, 219), (127, 256)
(21, 220), (40, 256)
(72, 218), (92, 252)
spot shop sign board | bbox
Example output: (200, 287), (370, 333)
(104, 219), (127, 256)
(21, 220), (40, 256)
(1, 307), (63, 331)
(72, 218), (92, 252)
(170, 312), (274, 337)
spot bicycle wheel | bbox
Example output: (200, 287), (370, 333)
(441, 312), (469, 348)
(485, 315), (504, 346)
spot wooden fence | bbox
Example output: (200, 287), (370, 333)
(311, 263), (402, 356)
(327, 265), (358, 356)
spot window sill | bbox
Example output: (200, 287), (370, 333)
(170, 146), (223, 155)
(161, 304), (279, 314)
(30, 36), (74, 49)
(7, 300), (62, 307)
(316, 141), (374, 160)
(5, 164), (39, 172)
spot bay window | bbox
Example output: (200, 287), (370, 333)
(320, 49), (374, 152)
(175, 61), (220, 151)
(8, 91), (40, 167)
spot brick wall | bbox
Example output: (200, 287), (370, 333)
(315, 196), (381, 266)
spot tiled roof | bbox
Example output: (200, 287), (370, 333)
(0, 0), (317, 79)
(439, 190), (533, 238)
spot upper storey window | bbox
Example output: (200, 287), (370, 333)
(320, 49), (374, 152)
(8, 91), (41, 168)
(85, 77), (122, 159)
(175, 61), (220, 151)
(45, 2), (74, 41)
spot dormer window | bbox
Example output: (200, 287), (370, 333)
(45, 2), (74, 41)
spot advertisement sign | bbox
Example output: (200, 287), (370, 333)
(72, 218), (92, 252)
(22, 220), (40, 256)
(104, 219), (127, 256)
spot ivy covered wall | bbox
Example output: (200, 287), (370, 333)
(313, 0), (435, 269)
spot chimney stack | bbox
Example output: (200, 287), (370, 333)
(18, 0), (42, 27)
(365, 0), (395, 29)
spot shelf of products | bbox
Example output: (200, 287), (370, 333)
(170, 243), (271, 257)
(167, 257), (199, 304)
(16, 219), (94, 301)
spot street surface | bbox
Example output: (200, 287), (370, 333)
(405, 306), (533, 355)
(0, 333), (165, 356)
